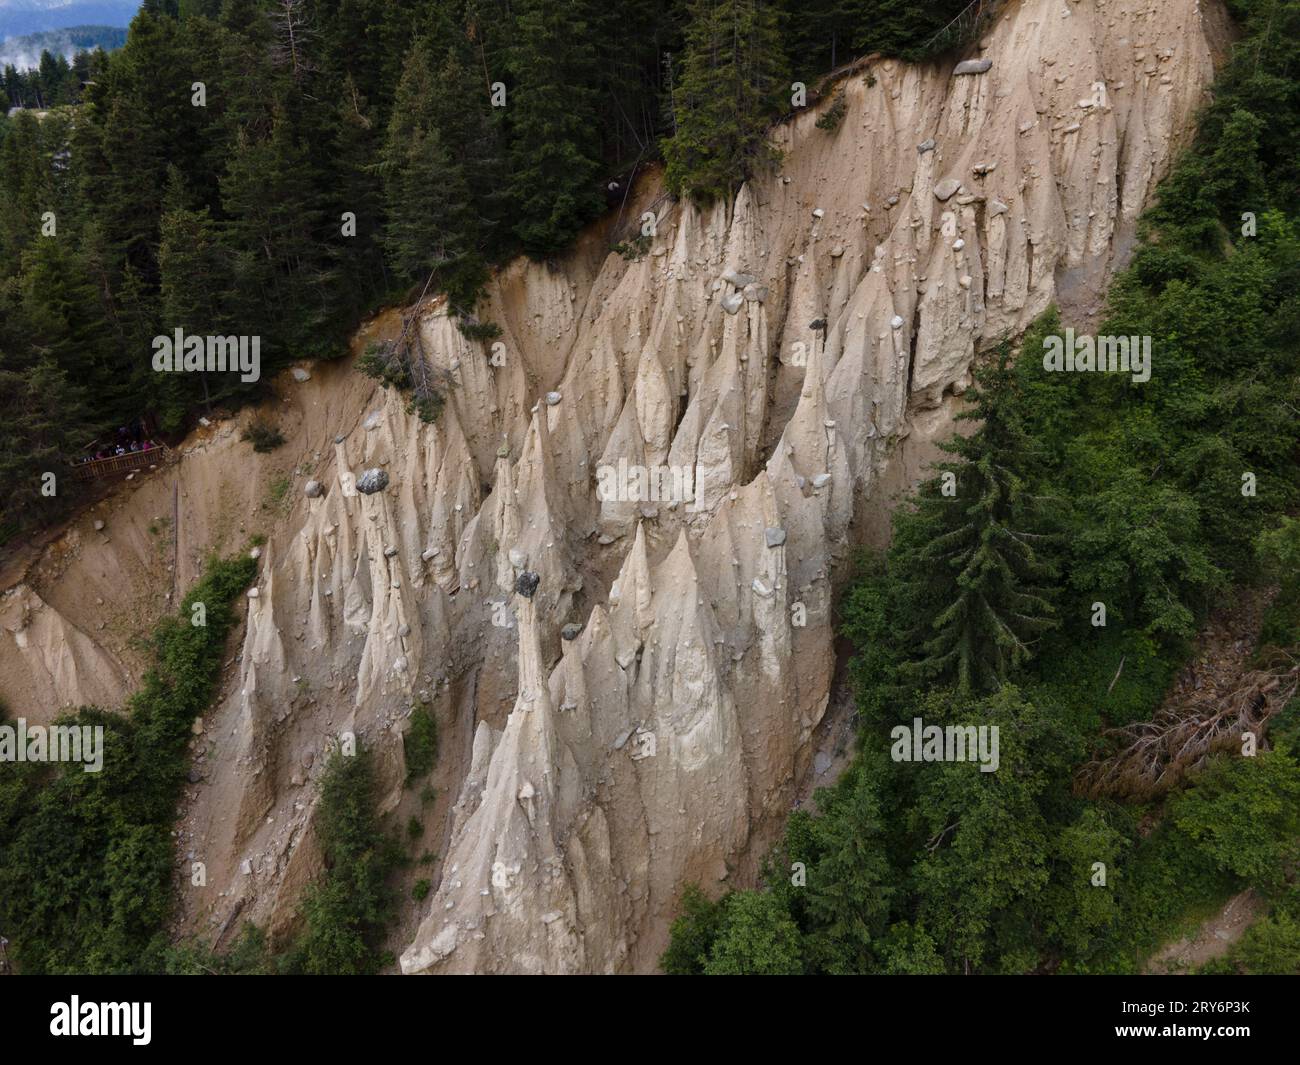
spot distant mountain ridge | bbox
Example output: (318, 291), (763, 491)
(0, 2), (138, 43)
(0, 22), (126, 69)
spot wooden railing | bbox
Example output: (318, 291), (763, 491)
(68, 444), (172, 482)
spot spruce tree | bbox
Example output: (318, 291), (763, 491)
(380, 35), (480, 300)
(893, 348), (1058, 692)
(0, 351), (89, 539)
(328, 75), (390, 308)
(158, 167), (236, 420)
(662, 0), (789, 204)
(0, 111), (50, 274)
(428, 43), (507, 266)
(506, 0), (604, 256)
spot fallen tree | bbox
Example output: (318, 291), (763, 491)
(1075, 652), (1300, 801)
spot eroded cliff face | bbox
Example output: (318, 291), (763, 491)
(0, 0), (1230, 974)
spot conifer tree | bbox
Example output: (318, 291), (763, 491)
(428, 43), (507, 266)
(20, 239), (116, 388)
(327, 75), (390, 306)
(892, 349), (1058, 692)
(380, 35), (480, 301)
(0, 111), (51, 272)
(0, 351), (89, 538)
(158, 167), (236, 420)
(663, 0), (789, 203)
(506, 0), (604, 256)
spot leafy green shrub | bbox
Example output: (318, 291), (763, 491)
(612, 233), (651, 260)
(241, 419), (285, 453)
(661, 884), (725, 975)
(456, 319), (502, 343)
(1256, 517), (1300, 651)
(412, 879), (432, 902)
(1221, 908), (1300, 974)
(264, 476), (291, 508)
(163, 925), (272, 975)
(1168, 749), (1300, 892)
(814, 91), (847, 132)
(0, 554), (256, 974)
(1026, 626), (1184, 732)
(286, 745), (401, 976)
(403, 702), (439, 784)
(661, 886), (803, 975)
(702, 891), (804, 975)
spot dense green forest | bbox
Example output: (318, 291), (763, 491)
(0, 0), (973, 544)
(663, 0), (1300, 975)
(1, 33), (124, 110)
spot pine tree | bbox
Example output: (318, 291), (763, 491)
(327, 75), (390, 307)
(19, 239), (116, 389)
(157, 167), (237, 420)
(0, 111), (51, 274)
(893, 348), (1058, 692)
(427, 42), (508, 265)
(220, 101), (339, 356)
(0, 351), (90, 540)
(662, 0), (789, 204)
(586, 0), (684, 169)
(850, 0), (976, 62)
(380, 35), (483, 305)
(506, 0), (604, 256)
(783, 0), (863, 80)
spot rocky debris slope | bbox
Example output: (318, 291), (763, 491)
(0, 0), (1229, 973)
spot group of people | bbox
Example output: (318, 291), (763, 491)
(75, 423), (162, 464)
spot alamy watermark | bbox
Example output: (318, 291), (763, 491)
(0, 718), (104, 773)
(596, 458), (706, 512)
(50, 997), (150, 1045)
(890, 716), (999, 773)
(1043, 327), (1150, 384)
(152, 328), (261, 383)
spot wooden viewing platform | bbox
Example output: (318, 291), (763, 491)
(68, 444), (172, 482)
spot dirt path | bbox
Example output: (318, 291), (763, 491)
(795, 637), (860, 812)
(1145, 889), (1266, 974)
(1133, 588), (1280, 971)
(1160, 588), (1275, 717)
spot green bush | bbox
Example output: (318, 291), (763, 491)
(403, 702), (439, 784)
(661, 884), (725, 975)
(163, 925), (273, 975)
(662, 886), (803, 975)
(1220, 908), (1300, 974)
(456, 319), (502, 343)
(814, 91), (847, 132)
(702, 891), (804, 975)
(287, 745), (401, 976)
(0, 554), (256, 974)
(241, 419), (285, 453)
